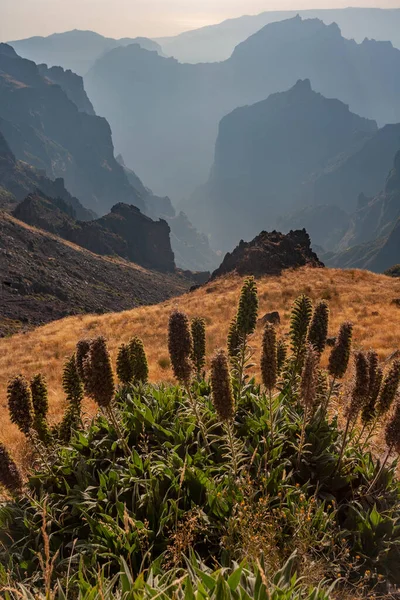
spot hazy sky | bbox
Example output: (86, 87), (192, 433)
(2, 0), (400, 41)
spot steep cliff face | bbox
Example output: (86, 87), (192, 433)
(85, 16), (400, 201)
(13, 193), (176, 272)
(0, 129), (93, 219)
(0, 43), (144, 215)
(211, 229), (323, 279)
(37, 64), (95, 114)
(326, 152), (400, 272)
(189, 80), (378, 252)
(118, 154), (219, 272)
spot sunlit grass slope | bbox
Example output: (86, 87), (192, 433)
(1, 267), (400, 464)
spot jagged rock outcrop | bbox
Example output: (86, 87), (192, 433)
(211, 229), (324, 279)
(0, 43), (144, 215)
(0, 130), (93, 220)
(14, 193), (176, 272)
(37, 64), (95, 114)
(0, 211), (188, 336)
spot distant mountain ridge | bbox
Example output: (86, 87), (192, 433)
(85, 16), (400, 201)
(157, 7), (400, 63)
(9, 30), (164, 75)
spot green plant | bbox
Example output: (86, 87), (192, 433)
(289, 295), (313, 364)
(129, 337), (149, 384)
(30, 374), (52, 446)
(307, 300), (329, 354)
(59, 354), (84, 443)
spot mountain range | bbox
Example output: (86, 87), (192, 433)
(9, 30), (163, 75)
(157, 7), (400, 63)
(0, 42), (217, 271)
(84, 16), (400, 201)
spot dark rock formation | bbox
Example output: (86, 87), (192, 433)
(0, 43), (144, 215)
(211, 229), (324, 279)
(37, 63), (95, 114)
(259, 312), (281, 325)
(13, 193), (176, 272)
(0, 212), (188, 337)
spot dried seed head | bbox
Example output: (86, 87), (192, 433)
(276, 339), (287, 376)
(307, 300), (329, 354)
(227, 318), (241, 360)
(289, 295), (313, 357)
(62, 354), (84, 409)
(211, 350), (234, 422)
(300, 344), (319, 411)
(76, 339), (92, 382)
(261, 323), (277, 391)
(191, 317), (206, 377)
(328, 322), (353, 379)
(129, 337), (149, 384)
(30, 374), (48, 420)
(168, 310), (193, 385)
(345, 351), (370, 421)
(116, 343), (134, 385)
(236, 277), (259, 337)
(0, 443), (23, 494)
(7, 375), (34, 436)
(83, 337), (115, 408)
(385, 398), (400, 452)
(376, 360), (400, 417)
(361, 353), (383, 426)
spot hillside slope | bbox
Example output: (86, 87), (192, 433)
(1, 267), (400, 462)
(0, 211), (188, 337)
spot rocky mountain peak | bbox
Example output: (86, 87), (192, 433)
(211, 229), (324, 279)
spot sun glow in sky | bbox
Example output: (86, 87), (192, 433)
(2, 0), (400, 41)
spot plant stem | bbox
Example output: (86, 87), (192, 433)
(336, 416), (351, 474)
(106, 406), (130, 458)
(296, 406), (309, 470)
(268, 388), (274, 449)
(367, 446), (393, 494)
(355, 423), (367, 446)
(362, 416), (379, 451)
(323, 377), (336, 415)
(236, 336), (247, 404)
(226, 420), (238, 478)
(185, 384), (211, 453)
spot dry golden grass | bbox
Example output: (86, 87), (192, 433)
(1, 267), (400, 464)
